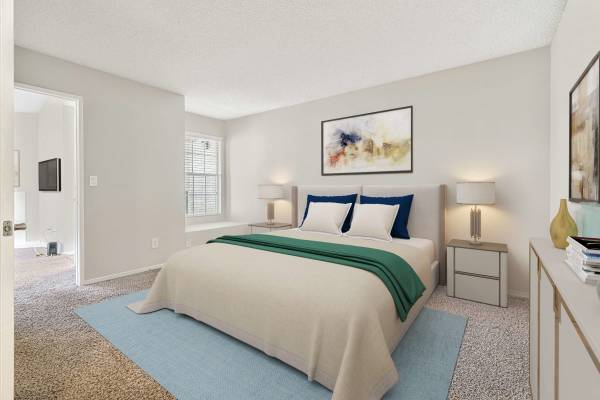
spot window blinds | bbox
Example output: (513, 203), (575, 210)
(185, 136), (221, 216)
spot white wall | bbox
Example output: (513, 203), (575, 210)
(185, 112), (225, 138)
(15, 46), (186, 282)
(226, 48), (551, 296)
(549, 0), (600, 223)
(61, 103), (76, 253)
(14, 113), (38, 245)
(36, 98), (76, 253)
(15, 98), (77, 253)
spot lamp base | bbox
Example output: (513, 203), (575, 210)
(469, 206), (482, 245)
(266, 201), (275, 225)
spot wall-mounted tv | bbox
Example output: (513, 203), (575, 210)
(39, 158), (61, 192)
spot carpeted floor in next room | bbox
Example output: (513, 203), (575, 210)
(14, 248), (531, 400)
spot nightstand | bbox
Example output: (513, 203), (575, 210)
(446, 239), (508, 307)
(249, 222), (292, 233)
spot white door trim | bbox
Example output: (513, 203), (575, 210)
(15, 82), (85, 286)
(0, 0), (14, 397)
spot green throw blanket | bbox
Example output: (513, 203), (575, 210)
(207, 234), (425, 321)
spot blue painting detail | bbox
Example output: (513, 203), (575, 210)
(336, 129), (362, 147)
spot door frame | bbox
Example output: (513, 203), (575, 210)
(0, 0), (14, 397)
(15, 82), (85, 286)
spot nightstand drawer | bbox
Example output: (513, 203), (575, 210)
(455, 247), (499, 277)
(455, 274), (500, 306)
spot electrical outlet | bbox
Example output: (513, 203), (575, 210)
(186, 239), (192, 248)
(151, 238), (159, 249)
(89, 176), (98, 187)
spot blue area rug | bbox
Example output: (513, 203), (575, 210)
(76, 291), (466, 400)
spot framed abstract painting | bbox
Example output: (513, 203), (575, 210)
(321, 106), (413, 175)
(569, 51), (599, 203)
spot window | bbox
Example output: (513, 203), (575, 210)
(185, 134), (222, 217)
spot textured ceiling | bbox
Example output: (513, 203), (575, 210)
(15, 0), (566, 119)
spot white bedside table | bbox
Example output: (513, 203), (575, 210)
(446, 239), (508, 307)
(249, 222), (292, 233)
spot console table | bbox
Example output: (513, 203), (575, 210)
(529, 238), (600, 400)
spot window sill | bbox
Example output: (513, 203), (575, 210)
(185, 221), (248, 233)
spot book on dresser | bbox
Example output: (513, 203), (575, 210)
(565, 236), (600, 284)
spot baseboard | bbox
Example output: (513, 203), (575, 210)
(509, 289), (529, 299)
(82, 263), (164, 285)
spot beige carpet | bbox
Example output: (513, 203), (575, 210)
(15, 248), (530, 399)
(14, 248), (172, 400)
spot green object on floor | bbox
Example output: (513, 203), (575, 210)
(208, 233), (425, 321)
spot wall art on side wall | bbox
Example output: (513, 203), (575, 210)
(570, 51), (600, 202)
(321, 106), (412, 175)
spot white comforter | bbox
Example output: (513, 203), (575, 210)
(129, 229), (434, 399)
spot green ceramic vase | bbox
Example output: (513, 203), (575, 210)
(549, 199), (578, 249)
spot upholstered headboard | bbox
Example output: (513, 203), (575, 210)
(292, 185), (362, 228)
(291, 184), (447, 284)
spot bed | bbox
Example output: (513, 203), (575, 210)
(130, 184), (446, 400)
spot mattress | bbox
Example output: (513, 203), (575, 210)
(130, 229), (437, 399)
(393, 237), (435, 263)
(280, 229), (436, 275)
(274, 228), (437, 286)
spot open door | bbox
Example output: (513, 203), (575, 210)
(0, 0), (14, 398)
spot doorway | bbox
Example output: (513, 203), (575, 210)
(13, 83), (83, 285)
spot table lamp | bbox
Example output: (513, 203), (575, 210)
(456, 182), (495, 245)
(257, 184), (284, 225)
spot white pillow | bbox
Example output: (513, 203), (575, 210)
(299, 202), (352, 235)
(344, 203), (399, 241)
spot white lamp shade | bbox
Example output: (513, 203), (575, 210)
(456, 182), (495, 205)
(257, 184), (284, 199)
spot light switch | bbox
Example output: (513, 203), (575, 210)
(89, 176), (98, 187)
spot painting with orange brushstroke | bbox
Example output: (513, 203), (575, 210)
(321, 106), (412, 175)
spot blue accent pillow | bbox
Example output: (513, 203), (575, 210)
(360, 194), (414, 239)
(302, 194), (358, 232)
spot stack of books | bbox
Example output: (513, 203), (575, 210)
(565, 236), (600, 284)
